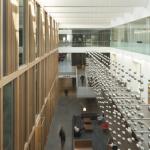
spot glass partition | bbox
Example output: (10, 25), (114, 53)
(111, 17), (150, 55)
(3, 82), (14, 150)
(59, 29), (110, 47)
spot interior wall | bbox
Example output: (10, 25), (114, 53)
(110, 49), (150, 103)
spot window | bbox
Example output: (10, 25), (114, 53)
(19, 0), (25, 65)
(3, 82), (14, 150)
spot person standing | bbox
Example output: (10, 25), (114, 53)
(59, 127), (66, 150)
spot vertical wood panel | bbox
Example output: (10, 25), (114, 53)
(0, 0), (2, 78)
(28, 68), (35, 134)
(14, 78), (20, 150)
(49, 17), (51, 51)
(0, 88), (3, 150)
(12, 0), (19, 71)
(35, 120), (42, 150)
(45, 13), (49, 53)
(19, 73), (27, 150)
(48, 16), (50, 52)
(42, 10), (46, 56)
(38, 62), (42, 111)
(50, 17), (52, 51)
(39, 8), (42, 57)
(29, 0), (36, 62)
(4, 0), (19, 75)
(5, 0), (12, 74)
(0, 0), (58, 149)
(26, 70), (30, 138)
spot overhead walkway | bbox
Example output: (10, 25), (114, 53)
(58, 53), (96, 98)
(76, 68), (96, 98)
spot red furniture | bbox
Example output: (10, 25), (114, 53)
(100, 122), (109, 131)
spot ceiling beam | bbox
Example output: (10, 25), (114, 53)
(47, 12), (125, 14)
(58, 21), (110, 23)
(44, 6), (137, 8)
(52, 17), (113, 18)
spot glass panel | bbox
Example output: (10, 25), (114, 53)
(59, 29), (110, 47)
(19, 0), (25, 65)
(111, 17), (150, 55)
(3, 82), (14, 150)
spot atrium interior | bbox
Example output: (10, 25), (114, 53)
(1, 0), (150, 150)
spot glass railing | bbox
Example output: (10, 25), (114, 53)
(59, 40), (150, 56)
(59, 41), (110, 47)
(111, 42), (150, 55)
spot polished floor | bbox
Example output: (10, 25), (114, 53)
(45, 96), (81, 150)
(44, 96), (110, 150)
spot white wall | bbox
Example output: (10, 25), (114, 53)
(110, 48), (150, 104)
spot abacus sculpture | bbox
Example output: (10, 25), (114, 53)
(86, 52), (150, 150)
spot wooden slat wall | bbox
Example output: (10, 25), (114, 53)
(5, 0), (19, 75)
(45, 13), (51, 53)
(0, 88), (3, 150)
(50, 17), (52, 51)
(14, 78), (20, 150)
(18, 74), (27, 150)
(29, 0), (36, 62)
(0, 0), (2, 79)
(41, 10), (45, 56)
(0, 0), (59, 150)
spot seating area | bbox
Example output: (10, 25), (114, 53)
(72, 98), (139, 150)
(72, 98), (110, 150)
(72, 113), (110, 150)
(83, 117), (93, 131)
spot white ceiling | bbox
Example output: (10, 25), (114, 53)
(37, 0), (150, 28)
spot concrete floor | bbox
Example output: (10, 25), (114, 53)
(45, 96), (81, 150)
(44, 96), (110, 150)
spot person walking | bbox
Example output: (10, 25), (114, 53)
(64, 89), (68, 96)
(80, 75), (85, 86)
(59, 127), (66, 150)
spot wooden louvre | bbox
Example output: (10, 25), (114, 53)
(0, 0), (59, 150)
